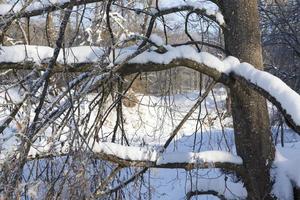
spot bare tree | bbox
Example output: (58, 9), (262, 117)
(260, 0), (300, 92)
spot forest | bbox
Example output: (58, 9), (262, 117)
(0, 0), (300, 199)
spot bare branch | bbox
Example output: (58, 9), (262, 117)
(27, 149), (242, 171)
(186, 190), (226, 200)
(0, 0), (104, 22)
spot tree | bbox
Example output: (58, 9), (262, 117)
(260, 0), (300, 93)
(0, 0), (300, 199)
(222, 1), (274, 199)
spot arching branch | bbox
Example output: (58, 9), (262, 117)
(0, 46), (300, 135)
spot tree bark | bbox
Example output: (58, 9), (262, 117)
(294, 187), (300, 200)
(222, 1), (275, 199)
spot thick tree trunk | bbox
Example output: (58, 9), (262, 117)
(294, 187), (300, 200)
(222, 1), (275, 199)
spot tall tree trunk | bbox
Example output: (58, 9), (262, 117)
(222, 1), (275, 199)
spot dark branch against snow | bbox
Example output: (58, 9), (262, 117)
(27, 141), (242, 170)
(0, 45), (300, 135)
(186, 175), (247, 200)
(0, 1), (224, 25)
(0, 0), (104, 20)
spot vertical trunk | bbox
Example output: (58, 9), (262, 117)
(46, 13), (56, 47)
(222, 1), (275, 199)
(294, 187), (300, 200)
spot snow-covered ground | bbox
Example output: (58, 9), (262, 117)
(1, 86), (300, 199)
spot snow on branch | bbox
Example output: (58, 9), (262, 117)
(156, 0), (225, 26)
(272, 142), (300, 199)
(0, 0), (103, 18)
(0, 45), (104, 64)
(1, 45), (300, 134)
(121, 45), (300, 134)
(27, 142), (242, 170)
(0, 0), (224, 27)
(186, 175), (247, 200)
(0, 45), (104, 71)
(156, 151), (242, 165)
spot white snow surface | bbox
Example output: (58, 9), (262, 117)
(0, 3), (21, 15)
(93, 142), (159, 162)
(157, 150), (242, 165)
(272, 142), (300, 199)
(188, 174), (248, 199)
(0, 88), (300, 199)
(149, 34), (164, 46)
(0, 45), (104, 64)
(0, 87), (26, 104)
(157, 0), (225, 25)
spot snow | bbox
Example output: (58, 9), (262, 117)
(1, 43), (300, 198)
(0, 91), (232, 199)
(1, 44), (300, 129)
(57, 46), (104, 63)
(149, 34), (164, 46)
(0, 127), (19, 166)
(0, 45), (53, 63)
(188, 174), (247, 199)
(0, 88), (299, 199)
(157, 0), (225, 25)
(128, 45), (224, 69)
(0, 89), (240, 172)
(0, 87), (26, 104)
(272, 142), (300, 199)
(0, 4), (21, 15)
(1, 44), (300, 127)
(93, 142), (159, 162)
(224, 56), (300, 125)
(157, 151), (242, 165)
(215, 12), (225, 25)
(28, 140), (242, 166)
(0, 45), (104, 64)
(230, 62), (300, 126)
(124, 45), (300, 127)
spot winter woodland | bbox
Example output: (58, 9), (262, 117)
(0, 0), (300, 199)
